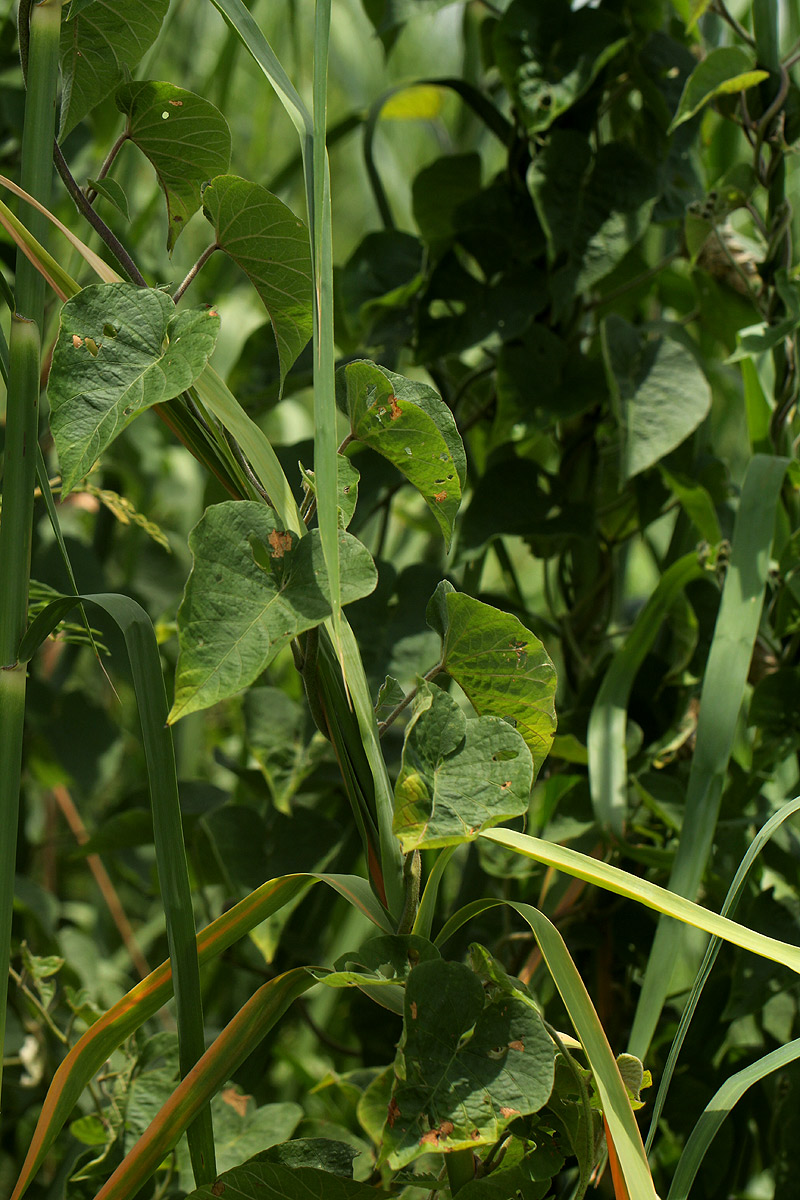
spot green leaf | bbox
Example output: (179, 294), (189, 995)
(601, 315), (711, 481)
(298, 454), (360, 529)
(243, 687), (325, 814)
(170, 502), (377, 721)
(48, 283), (220, 494)
(59, 0), (169, 141)
(392, 684), (533, 852)
(494, 1), (628, 133)
(427, 582), (557, 771)
(336, 359), (466, 550)
(259, 1139), (359, 1175)
(115, 81), (231, 253)
(201, 175), (313, 390)
(176, 1093), (302, 1191)
(380, 957), (554, 1169)
(327, 934), (441, 988)
(185, 1162), (388, 1200)
(669, 47), (769, 132)
(86, 177), (130, 221)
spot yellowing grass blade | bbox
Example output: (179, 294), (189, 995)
(93, 969), (315, 1200)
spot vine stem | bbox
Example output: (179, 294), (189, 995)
(85, 130), (130, 203)
(173, 243), (219, 303)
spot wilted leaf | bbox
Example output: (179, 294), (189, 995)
(59, 0), (169, 140)
(601, 315), (712, 480)
(48, 283), (220, 494)
(336, 360), (466, 549)
(202, 175), (313, 389)
(427, 582), (557, 771)
(393, 685), (533, 852)
(170, 503), (377, 721)
(381, 958), (554, 1168)
(116, 81), (231, 252)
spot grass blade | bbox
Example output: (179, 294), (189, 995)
(629, 453), (789, 1058)
(667, 1040), (800, 1200)
(587, 552), (706, 834)
(512, 903), (658, 1200)
(93, 969), (315, 1200)
(646, 794), (800, 1151)
(478, 829), (800, 975)
(11, 871), (388, 1199)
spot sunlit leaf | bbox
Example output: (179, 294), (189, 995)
(669, 47), (768, 132)
(116, 81), (231, 252)
(393, 684), (533, 852)
(59, 0), (169, 140)
(428, 581), (557, 771)
(201, 175), (313, 389)
(170, 502), (377, 721)
(336, 359), (466, 549)
(48, 283), (220, 494)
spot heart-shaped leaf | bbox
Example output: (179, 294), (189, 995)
(336, 360), (466, 549)
(59, 0), (169, 140)
(393, 684), (533, 852)
(116, 81), (231, 252)
(170, 502), (377, 722)
(48, 283), (220, 494)
(427, 582), (557, 773)
(201, 175), (313, 390)
(381, 957), (554, 1168)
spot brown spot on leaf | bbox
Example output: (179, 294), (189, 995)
(268, 529), (293, 558)
(434, 491), (447, 502)
(389, 394), (401, 420)
(211, 1184), (225, 1197)
(168, 99), (184, 106)
(410, 1001), (418, 1019)
(501, 781), (512, 791)
(439, 1121), (454, 1137)
(508, 1039), (525, 1052)
(420, 1130), (440, 1146)
(71, 334), (83, 348)
(500, 1106), (520, 1118)
(471, 1129), (481, 1139)
(387, 1097), (401, 1127)
(221, 1086), (251, 1117)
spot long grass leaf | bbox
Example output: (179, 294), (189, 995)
(478, 829), (800, 974)
(646, 794), (800, 1151)
(512, 903), (659, 1200)
(587, 552), (706, 833)
(667, 1040), (800, 1200)
(93, 969), (315, 1200)
(629, 453), (789, 1057)
(10, 871), (388, 1200)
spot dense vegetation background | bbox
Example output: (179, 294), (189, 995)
(2, 0), (800, 1197)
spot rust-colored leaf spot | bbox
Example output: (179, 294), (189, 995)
(420, 1130), (440, 1146)
(168, 99), (184, 106)
(471, 1128), (481, 1139)
(389, 394), (401, 420)
(501, 781), (512, 791)
(508, 1039), (525, 1052)
(387, 1097), (401, 1127)
(268, 529), (293, 558)
(211, 1183), (225, 1197)
(410, 1000), (418, 1019)
(221, 1086), (251, 1117)
(500, 1106), (520, 1118)
(434, 491), (447, 502)
(71, 334), (83, 348)
(439, 1120), (454, 1137)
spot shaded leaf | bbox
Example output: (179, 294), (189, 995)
(243, 687), (325, 814)
(381, 958), (554, 1168)
(176, 1093), (302, 1190)
(336, 360), (466, 549)
(393, 684), (533, 852)
(298, 455), (360, 529)
(170, 503), (377, 721)
(202, 175), (313, 389)
(48, 283), (220, 494)
(494, 1), (628, 132)
(185, 1162), (387, 1200)
(669, 47), (768, 132)
(601, 315), (711, 480)
(427, 582), (557, 771)
(259, 1139), (359, 1176)
(116, 81), (231, 252)
(86, 177), (130, 220)
(59, 0), (169, 140)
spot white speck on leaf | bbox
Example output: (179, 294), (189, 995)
(161, 111), (170, 119)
